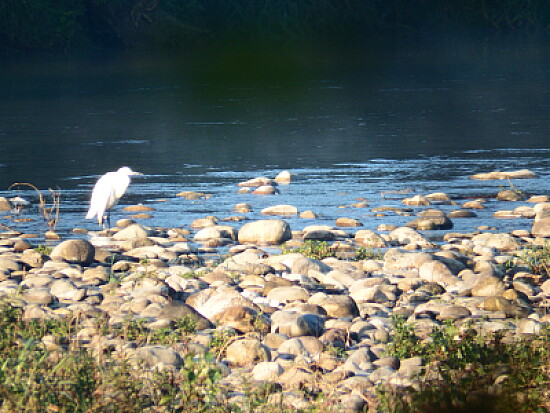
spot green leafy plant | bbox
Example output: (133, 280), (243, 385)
(282, 240), (336, 260)
(174, 314), (198, 334)
(515, 243), (550, 277)
(382, 317), (550, 413)
(283, 241), (384, 261)
(355, 247), (384, 260)
(33, 244), (53, 256)
(209, 328), (238, 360)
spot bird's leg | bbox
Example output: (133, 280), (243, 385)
(106, 211), (111, 229)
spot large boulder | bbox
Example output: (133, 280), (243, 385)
(383, 249), (434, 271)
(388, 227), (432, 247)
(112, 223), (152, 240)
(50, 239), (95, 265)
(194, 287), (257, 320)
(471, 232), (521, 251)
(49, 279), (86, 302)
(156, 300), (213, 330)
(406, 210), (453, 230)
(354, 230), (387, 248)
(265, 253), (332, 276)
(238, 219), (291, 245)
(226, 339), (271, 366)
(308, 292), (359, 318)
(274, 171), (293, 183)
(135, 346), (183, 370)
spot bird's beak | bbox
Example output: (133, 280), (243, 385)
(131, 172), (144, 176)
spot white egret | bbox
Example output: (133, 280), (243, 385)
(86, 166), (143, 228)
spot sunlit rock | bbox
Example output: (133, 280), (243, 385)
(469, 169), (537, 180)
(252, 185), (279, 195)
(238, 219), (292, 245)
(238, 177), (272, 187)
(274, 170), (293, 183)
(261, 204), (298, 216)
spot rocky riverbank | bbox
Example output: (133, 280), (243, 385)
(0, 170), (549, 412)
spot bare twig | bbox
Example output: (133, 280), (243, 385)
(8, 182), (61, 230)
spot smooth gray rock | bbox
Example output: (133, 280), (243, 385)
(238, 219), (291, 245)
(50, 279), (86, 301)
(112, 223), (152, 240)
(308, 292), (359, 318)
(251, 361), (284, 381)
(50, 239), (95, 265)
(0, 257), (22, 273)
(276, 313), (325, 337)
(225, 338), (271, 366)
(135, 346), (183, 369)
(23, 288), (53, 305)
(157, 300), (213, 330)
(195, 287), (256, 320)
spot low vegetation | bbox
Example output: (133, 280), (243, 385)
(0, 305), (224, 412)
(282, 240), (336, 260)
(0, 289), (548, 412)
(381, 316), (550, 413)
(282, 240), (383, 261)
(516, 243), (550, 277)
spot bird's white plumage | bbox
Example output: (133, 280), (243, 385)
(86, 167), (142, 227)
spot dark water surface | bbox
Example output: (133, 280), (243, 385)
(1, 36), (549, 239)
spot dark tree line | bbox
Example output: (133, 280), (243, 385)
(1, 0), (549, 51)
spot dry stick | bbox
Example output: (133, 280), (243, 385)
(8, 182), (61, 229)
(48, 187), (61, 230)
(8, 182), (46, 211)
(0, 222), (18, 232)
(215, 335), (240, 363)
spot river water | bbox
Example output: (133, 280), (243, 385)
(1, 35), (549, 241)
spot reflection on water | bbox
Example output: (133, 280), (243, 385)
(0, 36), (549, 238)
